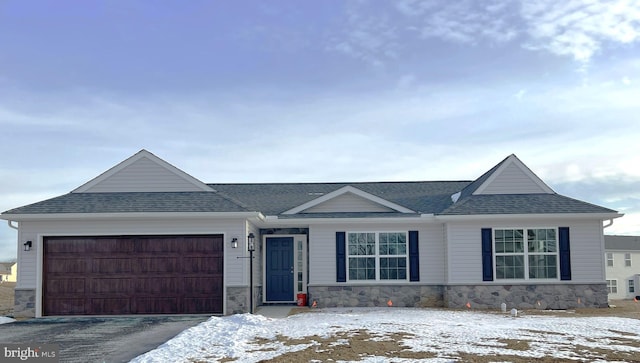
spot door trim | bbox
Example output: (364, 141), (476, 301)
(262, 234), (307, 303)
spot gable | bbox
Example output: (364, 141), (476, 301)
(282, 186), (415, 215)
(73, 150), (213, 193)
(473, 155), (554, 195)
(302, 192), (396, 213)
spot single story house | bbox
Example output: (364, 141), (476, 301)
(1, 150), (622, 317)
(0, 262), (17, 282)
(604, 235), (640, 300)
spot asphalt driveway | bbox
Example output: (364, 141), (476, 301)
(0, 316), (209, 362)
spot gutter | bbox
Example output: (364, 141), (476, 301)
(7, 220), (18, 230)
(0, 211), (266, 222)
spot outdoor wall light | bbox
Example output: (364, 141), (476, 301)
(23, 240), (32, 251)
(247, 233), (255, 252)
(231, 237), (238, 248)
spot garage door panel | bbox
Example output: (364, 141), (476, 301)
(46, 278), (86, 294)
(183, 257), (223, 273)
(184, 277), (223, 294)
(135, 278), (179, 294)
(93, 239), (134, 253)
(43, 235), (224, 315)
(91, 278), (132, 293)
(138, 258), (178, 273)
(47, 259), (88, 273)
(183, 298), (222, 313)
(93, 258), (133, 273)
(133, 297), (178, 314)
(91, 298), (131, 314)
(46, 298), (86, 315)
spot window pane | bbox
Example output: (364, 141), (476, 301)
(379, 257), (407, 280)
(348, 257), (375, 280)
(529, 255), (557, 279)
(528, 228), (556, 253)
(496, 255), (524, 279)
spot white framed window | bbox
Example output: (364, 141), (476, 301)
(625, 253), (632, 267)
(494, 228), (558, 280)
(606, 253), (614, 267)
(347, 232), (407, 281)
(607, 279), (618, 294)
(629, 279), (635, 293)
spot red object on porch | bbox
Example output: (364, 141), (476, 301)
(297, 293), (307, 307)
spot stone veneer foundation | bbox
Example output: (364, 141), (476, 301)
(445, 283), (609, 309)
(308, 283), (609, 310)
(308, 285), (444, 308)
(13, 288), (36, 318)
(226, 286), (262, 315)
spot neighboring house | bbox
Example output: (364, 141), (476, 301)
(0, 262), (17, 282)
(604, 235), (640, 300)
(0, 150), (622, 318)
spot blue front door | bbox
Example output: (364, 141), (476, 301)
(266, 237), (294, 302)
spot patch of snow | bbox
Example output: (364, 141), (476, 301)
(130, 308), (640, 363)
(0, 316), (15, 324)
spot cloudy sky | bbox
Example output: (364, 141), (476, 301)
(1, 0), (639, 260)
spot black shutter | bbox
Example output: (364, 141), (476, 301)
(481, 228), (493, 281)
(409, 231), (420, 281)
(559, 227), (571, 280)
(336, 232), (346, 282)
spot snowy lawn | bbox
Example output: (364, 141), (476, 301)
(0, 316), (15, 324)
(131, 308), (640, 362)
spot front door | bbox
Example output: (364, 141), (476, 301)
(266, 237), (294, 302)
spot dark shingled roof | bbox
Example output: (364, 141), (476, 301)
(2, 180), (618, 218)
(439, 194), (617, 215)
(2, 192), (249, 214)
(605, 235), (640, 251)
(208, 181), (470, 215)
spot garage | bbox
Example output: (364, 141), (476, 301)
(43, 235), (224, 315)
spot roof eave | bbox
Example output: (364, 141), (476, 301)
(0, 211), (266, 222)
(436, 212), (624, 221)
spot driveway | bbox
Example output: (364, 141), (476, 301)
(0, 316), (209, 362)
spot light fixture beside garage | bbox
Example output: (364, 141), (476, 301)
(23, 240), (32, 251)
(231, 237), (238, 248)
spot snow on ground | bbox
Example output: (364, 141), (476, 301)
(0, 316), (15, 324)
(131, 308), (640, 362)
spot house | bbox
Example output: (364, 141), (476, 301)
(0, 150), (622, 318)
(0, 262), (17, 282)
(604, 235), (640, 300)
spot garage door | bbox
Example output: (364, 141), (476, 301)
(43, 235), (223, 315)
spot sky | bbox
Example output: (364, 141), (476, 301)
(1, 0), (639, 261)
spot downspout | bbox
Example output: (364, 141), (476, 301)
(603, 219), (614, 229)
(7, 220), (18, 230)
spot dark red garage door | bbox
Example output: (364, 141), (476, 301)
(43, 235), (223, 315)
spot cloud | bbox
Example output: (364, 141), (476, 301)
(521, 0), (640, 62)
(326, 0), (640, 67)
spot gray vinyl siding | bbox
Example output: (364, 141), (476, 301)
(478, 162), (548, 195)
(16, 218), (247, 290)
(308, 222), (445, 285)
(445, 219), (606, 284)
(81, 157), (208, 192)
(303, 192), (394, 213)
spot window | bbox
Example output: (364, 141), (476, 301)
(607, 279), (618, 294)
(347, 232), (407, 281)
(629, 279), (635, 293)
(494, 228), (557, 280)
(606, 253), (614, 267)
(625, 253), (632, 267)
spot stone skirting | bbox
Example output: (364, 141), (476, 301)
(226, 286), (262, 315)
(445, 283), (609, 310)
(14, 288), (36, 318)
(307, 285), (444, 308)
(307, 283), (608, 310)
